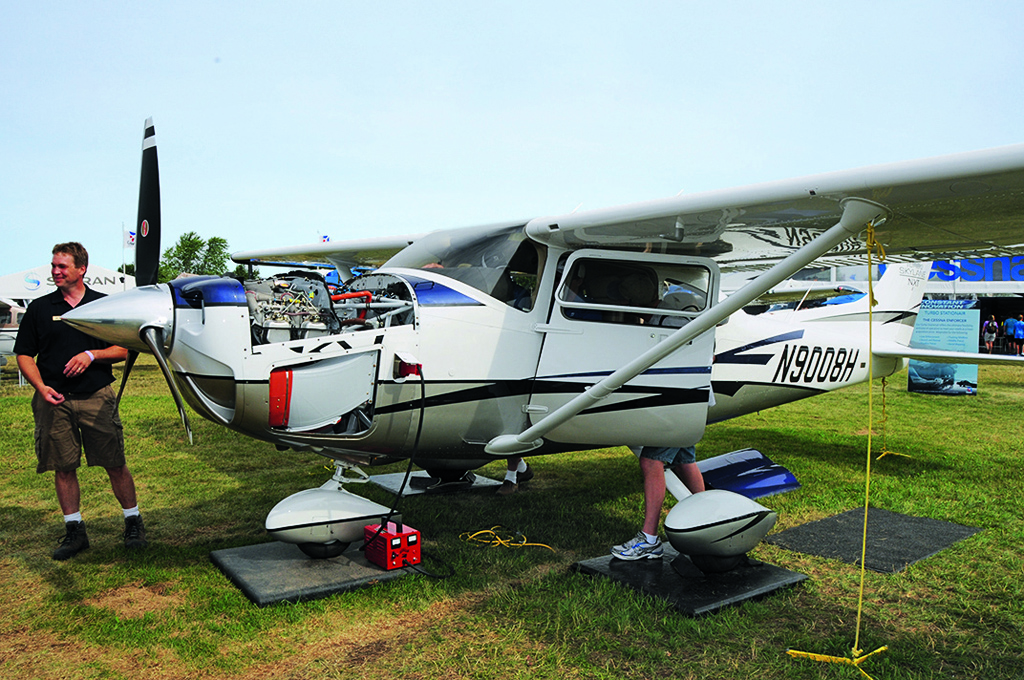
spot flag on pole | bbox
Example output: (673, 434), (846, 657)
(124, 229), (137, 248)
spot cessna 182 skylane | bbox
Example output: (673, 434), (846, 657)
(64, 120), (1024, 560)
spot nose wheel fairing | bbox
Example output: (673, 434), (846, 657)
(265, 461), (394, 555)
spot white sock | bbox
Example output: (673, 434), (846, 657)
(504, 470), (518, 483)
(123, 506), (141, 518)
(64, 512), (83, 524)
(515, 459), (528, 474)
(642, 531), (658, 544)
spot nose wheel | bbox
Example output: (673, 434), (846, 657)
(298, 540), (350, 559)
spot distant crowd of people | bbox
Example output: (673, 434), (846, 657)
(982, 314), (1024, 355)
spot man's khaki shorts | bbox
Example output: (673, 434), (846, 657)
(33, 385), (126, 473)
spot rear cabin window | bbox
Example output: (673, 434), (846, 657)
(558, 258), (710, 326)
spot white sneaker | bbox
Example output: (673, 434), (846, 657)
(610, 532), (663, 560)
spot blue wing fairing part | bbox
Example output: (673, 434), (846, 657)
(696, 448), (800, 499)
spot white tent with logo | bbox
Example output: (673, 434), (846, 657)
(0, 264), (135, 304)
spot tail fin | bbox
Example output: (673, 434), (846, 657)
(782, 261), (931, 345)
(870, 261), (931, 314)
(866, 261), (931, 345)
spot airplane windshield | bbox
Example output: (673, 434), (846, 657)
(385, 223), (538, 309)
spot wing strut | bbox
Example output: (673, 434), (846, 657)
(484, 197), (890, 456)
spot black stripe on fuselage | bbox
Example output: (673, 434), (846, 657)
(375, 378), (709, 416)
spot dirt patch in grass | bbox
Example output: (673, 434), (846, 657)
(0, 625), (183, 680)
(83, 580), (185, 618)
(1, 594), (486, 680)
(233, 594), (488, 680)
(1, 627), (109, 679)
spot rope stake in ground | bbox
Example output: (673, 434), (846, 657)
(875, 377), (911, 461)
(787, 646), (889, 680)
(788, 220), (890, 677)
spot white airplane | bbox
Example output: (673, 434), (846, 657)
(0, 297), (26, 363)
(64, 120), (1024, 563)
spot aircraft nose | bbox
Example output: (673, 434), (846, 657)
(62, 284), (174, 353)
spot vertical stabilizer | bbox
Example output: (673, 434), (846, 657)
(773, 261), (931, 346)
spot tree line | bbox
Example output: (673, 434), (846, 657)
(119, 232), (256, 282)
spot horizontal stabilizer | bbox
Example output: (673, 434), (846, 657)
(697, 448), (800, 499)
(872, 342), (1024, 366)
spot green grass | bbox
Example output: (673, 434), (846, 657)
(1, 358), (1022, 679)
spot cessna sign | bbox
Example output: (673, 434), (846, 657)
(925, 257), (1024, 295)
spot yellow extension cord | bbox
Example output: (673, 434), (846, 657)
(460, 525), (555, 553)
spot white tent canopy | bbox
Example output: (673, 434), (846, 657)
(0, 264), (135, 303)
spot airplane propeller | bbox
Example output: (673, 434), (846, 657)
(110, 118), (194, 443)
(135, 117), (161, 287)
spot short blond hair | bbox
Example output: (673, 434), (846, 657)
(52, 242), (89, 269)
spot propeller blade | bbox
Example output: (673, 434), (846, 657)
(115, 349), (139, 408)
(141, 326), (193, 444)
(135, 118), (161, 286)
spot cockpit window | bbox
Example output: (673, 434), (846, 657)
(559, 257), (711, 325)
(385, 223), (539, 310)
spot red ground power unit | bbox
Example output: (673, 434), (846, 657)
(364, 521), (421, 570)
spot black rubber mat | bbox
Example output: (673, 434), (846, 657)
(572, 545), (807, 617)
(766, 507), (981, 573)
(211, 541), (413, 606)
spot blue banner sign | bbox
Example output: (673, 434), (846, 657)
(929, 257), (1024, 282)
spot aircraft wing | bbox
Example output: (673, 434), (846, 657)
(872, 342), (1024, 366)
(232, 234), (423, 274)
(230, 144), (1024, 274)
(523, 144), (1024, 270)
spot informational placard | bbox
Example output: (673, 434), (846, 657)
(907, 299), (979, 395)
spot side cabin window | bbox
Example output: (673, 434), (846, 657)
(558, 257), (711, 326)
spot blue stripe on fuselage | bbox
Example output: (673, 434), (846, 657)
(714, 330), (805, 366)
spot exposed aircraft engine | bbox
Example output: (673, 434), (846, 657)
(244, 272), (342, 344)
(244, 272), (416, 347)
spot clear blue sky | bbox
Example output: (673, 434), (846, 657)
(2, 2), (1022, 277)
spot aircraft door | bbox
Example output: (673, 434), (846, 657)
(530, 250), (719, 447)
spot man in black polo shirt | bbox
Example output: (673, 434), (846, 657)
(15, 242), (147, 560)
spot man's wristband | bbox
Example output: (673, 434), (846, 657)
(85, 351), (95, 362)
